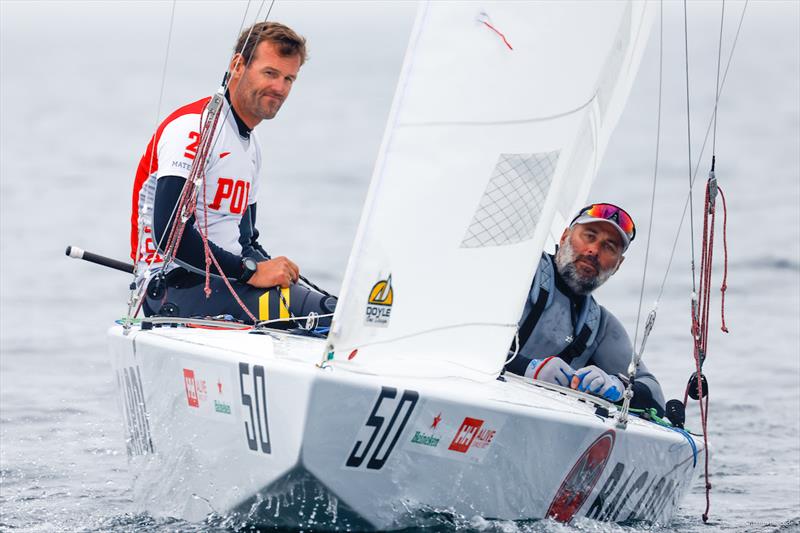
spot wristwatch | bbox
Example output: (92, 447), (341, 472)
(239, 256), (258, 283)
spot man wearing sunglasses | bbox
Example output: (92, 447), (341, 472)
(506, 203), (665, 416)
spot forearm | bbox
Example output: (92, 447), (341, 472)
(238, 203), (269, 261)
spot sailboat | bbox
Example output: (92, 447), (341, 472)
(108, 2), (704, 529)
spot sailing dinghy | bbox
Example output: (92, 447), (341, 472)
(109, 2), (704, 529)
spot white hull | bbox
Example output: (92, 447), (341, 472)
(109, 324), (702, 530)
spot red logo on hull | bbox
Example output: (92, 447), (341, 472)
(547, 430), (616, 523)
(448, 417), (483, 453)
(183, 368), (199, 408)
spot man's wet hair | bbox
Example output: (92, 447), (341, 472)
(234, 22), (307, 66)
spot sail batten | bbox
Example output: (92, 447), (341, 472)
(327, 1), (654, 379)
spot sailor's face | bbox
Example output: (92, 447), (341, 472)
(564, 222), (624, 277)
(230, 41), (301, 126)
(555, 222), (624, 294)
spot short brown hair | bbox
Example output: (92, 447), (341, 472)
(234, 22), (307, 66)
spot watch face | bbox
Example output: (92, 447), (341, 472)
(244, 257), (257, 272)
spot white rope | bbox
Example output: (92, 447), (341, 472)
(125, 0), (178, 330)
(255, 312), (334, 329)
(632, 0), (664, 358)
(683, 0), (699, 296)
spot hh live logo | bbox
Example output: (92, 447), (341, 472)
(448, 417), (484, 453)
(183, 368), (199, 408)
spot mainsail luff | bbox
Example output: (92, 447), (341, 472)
(327, 1), (655, 380)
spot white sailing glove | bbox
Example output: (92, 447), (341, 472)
(570, 365), (624, 402)
(525, 356), (574, 387)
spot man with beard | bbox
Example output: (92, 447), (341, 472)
(130, 22), (336, 323)
(506, 203), (665, 416)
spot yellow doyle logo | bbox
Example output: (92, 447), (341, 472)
(365, 274), (393, 327)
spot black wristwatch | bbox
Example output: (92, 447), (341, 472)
(239, 256), (258, 283)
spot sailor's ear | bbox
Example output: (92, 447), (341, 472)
(614, 254), (625, 273)
(229, 53), (246, 77)
(559, 227), (570, 245)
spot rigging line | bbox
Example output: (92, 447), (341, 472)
(712, 0), (726, 160)
(132, 0), (177, 271)
(126, 0), (178, 323)
(235, 0), (255, 44)
(683, 0), (698, 294)
(653, 0), (748, 303)
(206, 0), (273, 148)
(632, 0), (663, 355)
(142, 0), (269, 274)
(200, 0), (313, 321)
(132, 0), (270, 313)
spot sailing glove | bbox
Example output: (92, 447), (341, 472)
(571, 365), (624, 402)
(525, 356), (574, 387)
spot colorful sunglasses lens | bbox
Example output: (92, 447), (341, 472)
(584, 204), (635, 238)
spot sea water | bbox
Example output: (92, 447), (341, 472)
(1, 1), (798, 532)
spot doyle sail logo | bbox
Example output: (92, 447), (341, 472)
(365, 274), (393, 327)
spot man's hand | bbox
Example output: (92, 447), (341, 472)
(526, 356), (574, 387)
(247, 256), (299, 288)
(570, 365), (624, 402)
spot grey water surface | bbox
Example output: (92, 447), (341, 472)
(1, 1), (798, 532)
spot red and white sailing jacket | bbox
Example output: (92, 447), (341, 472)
(130, 96), (262, 276)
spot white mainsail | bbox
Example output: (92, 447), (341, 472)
(326, 1), (655, 380)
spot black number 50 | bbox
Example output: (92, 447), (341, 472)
(239, 362), (271, 454)
(346, 386), (418, 470)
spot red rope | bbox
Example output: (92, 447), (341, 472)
(158, 97), (258, 323)
(718, 187), (730, 332)
(687, 177), (731, 523)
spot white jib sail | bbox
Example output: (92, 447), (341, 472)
(326, 1), (654, 380)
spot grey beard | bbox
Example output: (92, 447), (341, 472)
(554, 239), (614, 295)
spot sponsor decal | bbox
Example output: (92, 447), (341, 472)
(346, 386), (418, 470)
(547, 430), (615, 523)
(180, 361), (235, 422)
(183, 368), (200, 408)
(365, 275), (393, 327)
(584, 455), (691, 523)
(473, 427), (497, 449)
(403, 408), (505, 463)
(117, 365), (154, 456)
(409, 413), (444, 449)
(448, 417), (484, 453)
(411, 430), (440, 447)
